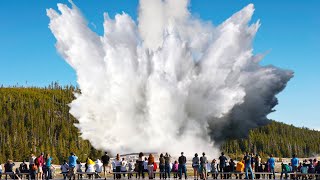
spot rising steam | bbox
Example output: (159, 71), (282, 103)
(47, 0), (293, 156)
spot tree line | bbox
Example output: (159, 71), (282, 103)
(0, 84), (319, 163)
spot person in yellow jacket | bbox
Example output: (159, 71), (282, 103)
(235, 160), (245, 179)
(86, 157), (95, 179)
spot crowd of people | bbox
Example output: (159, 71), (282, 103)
(1, 151), (320, 180)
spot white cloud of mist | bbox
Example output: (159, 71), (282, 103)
(47, 0), (293, 156)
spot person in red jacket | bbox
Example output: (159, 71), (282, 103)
(153, 162), (158, 178)
(37, 152), (45, 180)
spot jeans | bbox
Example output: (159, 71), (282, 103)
(245, 164), (254, 179)
(178, 164), (187, 179)
(165, 164), (171, 178)
(160, 165), (165, 179)
(46, 167), (52, 180)
(138, 162), (145, 178)
(269, 167), (275, 179)
(280, 170), (288, 179)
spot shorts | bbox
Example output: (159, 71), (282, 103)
(201, 165), (207, 172)
(292, 166), (298, 172)
(192, 165), (199, 169)
(38, 167), (43, 173)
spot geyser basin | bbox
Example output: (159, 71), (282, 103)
(47, 0), (293, 156)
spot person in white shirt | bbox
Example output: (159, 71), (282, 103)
(94, 159), (103, 178)
(114, 154), (122, 179)
(121, 158), (127, 177)
(95, 159), (103, 173)
(143, 157), (148, 173)
(76, 160), (83, 179)
(60, 160), (69, 180)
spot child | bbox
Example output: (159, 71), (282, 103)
(60, 160), (69, 180)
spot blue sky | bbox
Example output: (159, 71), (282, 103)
(0, 0), (319, 129)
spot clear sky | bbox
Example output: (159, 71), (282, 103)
(0, 0), (319, 129)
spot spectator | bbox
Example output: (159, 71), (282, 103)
(86, 157), (96, 179)
(4, 160), (15, 177)
(178, 152), (187, 179)
(29, 153), (37, 179)
(148, 154), (155, 179)
(60, 160), (69, 180)
(218, 152), (227, 179)
(206, 161), (212, 178)
(235, 160), (244, 179)
(144, 157), (148, 173)
(45, 154), (53, 180)
(159, 153), (165, 179)
(19, 160), (29, 173)
(128, 160), (134, 178)
(76, 160), (83, 179)
(244, 152), (254, 179)
(229, 159), (235, 179)
(192, 153), (199, 180)
(95, 159), (103, 178)
(113, 154), (121, 179)
(267, 154), (275, 179)
(280, 163), (290, 179)
(36, 152), (45, 180)
(172, 161), (179, 179)
(164, 153), (171, 179)
(134, 160), (139, 178)
(153, 162), (158, 178)
(200, 152), (207, 180)
(138, 152), (145, 179)
(68, 152), (78, 180)
(255, 154), (262, 179)
(301, 160), (309, 180)
(101, 152), (110, 179)
(120, 158), (127, 178)
(291, 154), (299, 172)
(211, 159), (218, 179)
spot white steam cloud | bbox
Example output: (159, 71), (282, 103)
(47, 0), (293, 156)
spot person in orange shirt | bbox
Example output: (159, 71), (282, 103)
(235, 160), (245, 179)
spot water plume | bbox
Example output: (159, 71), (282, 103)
(47, 0), (293, 156)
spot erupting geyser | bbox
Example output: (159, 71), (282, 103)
(47, 0), (293, 156)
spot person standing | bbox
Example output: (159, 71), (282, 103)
(138, 152), (145, 179)
(244, 152), (254, 180)
(68, 152), (78, 180)
(267, 154), (276, 179)
(291, 154), (299, 179)
(60, 160), (69, 180)
(192, 153), (200, 180)
(229, 159), (236, 179)
(45, 154), (53, 180)
(159, 153), (165, 179)
(29, 153), (37, 179)
(218, 152), (227, 179)
(113, 154), (121, 179)
(86, 157), (96, 179)
(148, 154), (155, 179)
(164, 153), (171, 179)
(200, 153), (208, 180)
(36, 153), (45, 180)
(178, 152), (187, 179)
(101, 152), (110, 179)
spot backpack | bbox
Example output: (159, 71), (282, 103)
(35, 157), (40, 166)
(32, 164), (38, 171)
